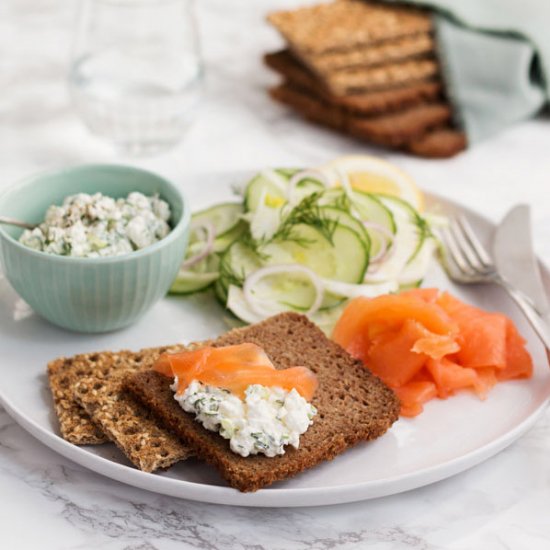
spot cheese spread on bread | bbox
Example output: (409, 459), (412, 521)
(173, 378), (317, 457)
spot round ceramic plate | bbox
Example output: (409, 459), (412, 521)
(1, 172), (549, 508)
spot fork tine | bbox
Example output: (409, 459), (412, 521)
(440, 226), (474, 276)
(449, 219), (484, 272)
(456, 214), (493, 268)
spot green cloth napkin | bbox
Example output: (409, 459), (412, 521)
(393, 0), (548, 142)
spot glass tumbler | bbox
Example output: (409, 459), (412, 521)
(68, 0), (202, 156)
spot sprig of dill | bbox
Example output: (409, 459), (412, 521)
(271, 192), (338, 246)
(218, 252), (245, 287)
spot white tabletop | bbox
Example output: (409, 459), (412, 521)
(1, 1), (549, 548)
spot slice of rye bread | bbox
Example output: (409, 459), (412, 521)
(124, 312), (400, 492)
(264, 50), (442, 116)
(69, 346), (193, 472)
(407, 128), (467, 158)
(297, 33), (435, 75)
(269, 83), (452, 148)
(267, 0), (432, 55)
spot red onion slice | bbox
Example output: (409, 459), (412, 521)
(181, 221), (216, 269)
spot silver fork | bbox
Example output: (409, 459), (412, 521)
(439, 215), (550, 351)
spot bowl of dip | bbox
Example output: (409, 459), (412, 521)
(0, 164), (190, 333)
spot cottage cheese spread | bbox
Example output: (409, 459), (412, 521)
(174, 379), (317, 457)
(19, 192), (171, 257)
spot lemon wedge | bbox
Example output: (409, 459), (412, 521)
(320, 155), (424, 211)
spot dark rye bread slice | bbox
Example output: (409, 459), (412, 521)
(270, 83), (452, 148)
(124, 312), (400, 492)
(407, 128), (467, 158)
(264, 50), (443, 116)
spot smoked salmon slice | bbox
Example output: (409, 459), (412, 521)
(154, 343), (318, 401)
(333, 288), (533, 417)
(394, 381), (438, 417)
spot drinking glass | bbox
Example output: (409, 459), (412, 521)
(68, 0), (203, 156)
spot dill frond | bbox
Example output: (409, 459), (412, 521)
(271, 192), (338, 246)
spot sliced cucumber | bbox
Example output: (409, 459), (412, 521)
(214, 278), (229, 305)
(245, 268), (344, 311)
(319, 188), (395, 259)
(244, 170), (290, 212)
(244, 169), (325, 213)
(213, 220), (247, 252)
(291, 178), (325, 205)
(170, 254), (220, 295)
(192, 203), (243, 237)
(275, 168), (300, 179)
(217, 240), (263, 294)
(262, 223), (368, 284)
(352, 191), (396, 234)
(318, 206), (370, 251)
(170, 271), (219, 294)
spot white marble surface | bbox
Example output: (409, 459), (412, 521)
(1, 0), (550, 548)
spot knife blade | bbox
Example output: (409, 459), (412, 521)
(493, 204), (549, 315)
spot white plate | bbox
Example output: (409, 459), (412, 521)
(0, 172), (549, 508)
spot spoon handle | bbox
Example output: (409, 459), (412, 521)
(0, 217), (36, 230)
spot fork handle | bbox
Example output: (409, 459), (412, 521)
(503, 284), (550, 355)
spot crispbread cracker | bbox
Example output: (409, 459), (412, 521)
(323, 57), (439, 95)
(73, 372), (192, 472)
(265, 50), (442, 115)
(48, 355), (110, 445)
(268, 0), (431, 55)
(298, 33), (435, 74)
(125, 312), (400, 492)
(270, 83), (452, 147)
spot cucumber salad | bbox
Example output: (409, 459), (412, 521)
(171, 164), (442, 330)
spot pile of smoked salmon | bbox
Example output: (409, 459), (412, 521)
(333, 288), (533, 417)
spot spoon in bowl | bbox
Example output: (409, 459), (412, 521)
(0, 217), (36, 230)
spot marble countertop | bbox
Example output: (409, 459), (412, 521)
(1, 0), (549, 548)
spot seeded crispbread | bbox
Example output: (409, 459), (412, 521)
(73, 364), (192, 472)
(298, 33), (435, 74)
(48, 355), (110, 445)
(59, 346), (190, 471)
(268, 0), (432, 55)
(270, 83), (452, 148)
(264, 50), (442, 115)
(322, 57), (439, 95)
(124, 312), (400, 492)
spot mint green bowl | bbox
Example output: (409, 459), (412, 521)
(0, 165), (190, 333)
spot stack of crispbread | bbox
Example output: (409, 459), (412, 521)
(47, 312), (400, 491)
(265, 0), (466, 158)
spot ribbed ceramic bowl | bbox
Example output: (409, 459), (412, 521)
(0, 165), (190, 333)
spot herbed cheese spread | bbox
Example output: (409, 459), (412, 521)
(19, 191), (171, 257)
(173, 378), (317, 457)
